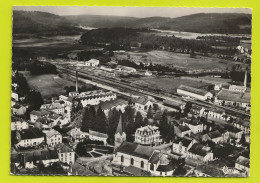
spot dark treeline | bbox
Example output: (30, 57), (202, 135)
(12, 48), (57, 75)
(76, 50), (112, 65)
(230, 64), (251, 84)
(196, 35), (246, 45)
(81, 28), (213, 54)
(27, 61), (57, 75)
(12, 72), (30, 97)
(81, 103), (176, 144)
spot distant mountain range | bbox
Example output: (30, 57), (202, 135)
(13, 11), (81, 36)
(13, 10), (252, 35)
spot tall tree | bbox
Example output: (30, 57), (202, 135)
(95, 106), (107, 133)
(134, 111), (143, 129)
(147, 106), (153, 119)
(159, 110), (170, 140)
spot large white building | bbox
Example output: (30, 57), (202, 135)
(85, 59), (100, 67)
(177, 85), (213, 101)
(215, 89), (251, 111)
(15, 128), (45, 148)
(134, 125), (161, 146)
(79, 91), (117, 107)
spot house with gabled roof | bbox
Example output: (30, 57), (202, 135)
(134, 96), (154, 111)
(186, 143), (214, 162)
(181, 117), (204, 134)
(202, 130), (223, 144)
(232, 118), (250, 135)
(30, 109), (51, 123)
(173, 121), (191, 138)
(45, 129), (62, 147)
(172, 136), (197, 156)
(55, 143), (75, 165)
(12, 104), (26, 116)
(89, 130), (108, 145)
(15, 128), (45, 148)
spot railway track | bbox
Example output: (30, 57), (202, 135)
(57, 66), (250, 118)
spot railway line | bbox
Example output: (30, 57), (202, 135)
(57, 66), (250, 118)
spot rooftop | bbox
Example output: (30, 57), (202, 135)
(178, 85), (210, 96)
(45, 129), (61, 139)
(94, 98), (128, 111)
(19, 128), (45, 140)
(236, 156), (250, 168)
(216, 89), (250, 103)
(116, 141), (154, 160)
(89, 130), (108, 138)
(124, 166), (151, 176)
(180, 118), (202, 126)
(173, 137), (193, 147)
(135, 96), (153, 105)
(188, 143), (211, 157)
(55, 143), (74, 153)
(206, 130), (222, 139)
(136, 125), (159, 133)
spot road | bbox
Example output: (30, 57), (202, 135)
(57, 66), (250, 118)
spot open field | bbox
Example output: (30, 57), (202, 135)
(129, 76), (211, 93)
(114, 50), (248, 72)
(13, 35), (102, 58)
(26, 74), (75, 97)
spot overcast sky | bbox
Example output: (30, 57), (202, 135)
(13, 6), (251, 18)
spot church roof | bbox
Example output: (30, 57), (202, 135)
(115, 115), (124, 135)
(116, 141), (154, 160)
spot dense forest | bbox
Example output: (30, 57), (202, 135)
(13, 11), (82, 36)
(81, 28), (212, 54)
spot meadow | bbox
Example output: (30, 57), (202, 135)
(114, 50), (247, 72)
(26, 74), (75, 98)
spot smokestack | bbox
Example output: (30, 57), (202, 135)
(76, 71), (78, 92)
(244, 71), (247, 88)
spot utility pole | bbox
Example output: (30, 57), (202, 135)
(76, 71), (78, 92)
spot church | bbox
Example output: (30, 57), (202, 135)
(114, 115), (126, 149)
(112, 141), (178, 176)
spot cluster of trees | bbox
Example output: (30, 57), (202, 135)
(81, 106), (107, 133)
(12, 72), (29, 97)
(81, 28), (139, 45)
(80, 103), (176, 144)
(76, 50), (111, 64)
(12, 48), (57, 75)
(230, 64), (251, 85)
(27, 61), (57, 75)
(64, 85), (98, 95)
(196, 36), (242, 46)
(117, 59), (186, 73)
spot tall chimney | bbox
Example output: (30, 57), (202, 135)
(76, 71), (78, 92)
(244, 70), (247, 88)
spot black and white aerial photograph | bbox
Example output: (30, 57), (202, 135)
(11, 6), (251, 177)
